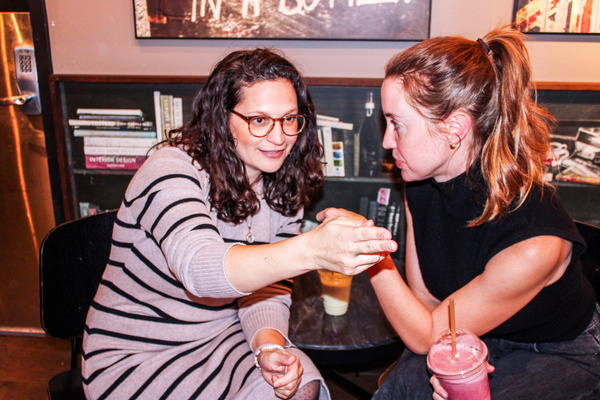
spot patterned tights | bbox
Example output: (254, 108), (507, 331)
(291, 380), (320, 400)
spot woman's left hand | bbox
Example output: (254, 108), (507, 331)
(430, 374), (448, 400)
(258, 348), (304, 399)
(430, 362), (495, 400)
(316, 207), (372, 226)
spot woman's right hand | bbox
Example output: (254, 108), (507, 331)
(225, 207), (397, 293)
(308, 207), (398, 275)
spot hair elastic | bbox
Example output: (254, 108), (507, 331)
(477, 38), (491, 55)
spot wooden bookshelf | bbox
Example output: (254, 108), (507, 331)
(49, 75), (600, 240)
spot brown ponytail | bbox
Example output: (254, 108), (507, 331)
(476, 28), (555, 226)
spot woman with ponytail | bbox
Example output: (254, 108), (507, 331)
(318, 27), (600, 399)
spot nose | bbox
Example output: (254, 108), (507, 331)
(382, 125), (396, 150)
(266, 121), (286, 145)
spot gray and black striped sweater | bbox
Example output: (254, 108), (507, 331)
(82, 146), (329, 400)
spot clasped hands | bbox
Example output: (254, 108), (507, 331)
(311, 207), (398, 275)
(256, 347), (304, 399)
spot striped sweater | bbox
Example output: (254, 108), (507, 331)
(82, 146), (329, 400)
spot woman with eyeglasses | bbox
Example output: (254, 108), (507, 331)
(82, 48), (397, 400)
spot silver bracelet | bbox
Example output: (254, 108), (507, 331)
(253, 344), (285, 371)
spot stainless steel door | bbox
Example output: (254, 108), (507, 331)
(0, 12), (55, 334)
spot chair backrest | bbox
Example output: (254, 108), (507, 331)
(40, 210), (117, 339)
(575, 221), (600, 303)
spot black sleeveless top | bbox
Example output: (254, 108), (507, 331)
(405, 167), (596, 342)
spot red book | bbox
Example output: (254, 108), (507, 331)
(85, 154), (147, 170)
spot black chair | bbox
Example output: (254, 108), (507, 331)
(575, 220), (600, 303)
(39, 210), (117, 400)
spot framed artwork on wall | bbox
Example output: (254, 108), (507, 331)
(133, 0), (431, 40)
(514, 0), (600, 34)
(536, 83), (600, 185)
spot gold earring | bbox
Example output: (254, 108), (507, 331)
(449, 142), (457, 150)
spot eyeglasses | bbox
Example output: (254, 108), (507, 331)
(229, 109), (307, 137)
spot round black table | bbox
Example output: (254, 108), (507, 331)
(289, 270), (404, 367)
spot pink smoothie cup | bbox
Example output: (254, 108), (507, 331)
(427, 329), (491, 400)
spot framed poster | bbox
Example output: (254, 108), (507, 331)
(536, 83), (600, 185)
(514, 0), (600, 34)
(134, 0), (431, 40)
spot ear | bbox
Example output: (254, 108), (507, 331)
(444, 110), (472, 143)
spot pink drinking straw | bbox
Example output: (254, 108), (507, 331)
(449, 298), (457, 359)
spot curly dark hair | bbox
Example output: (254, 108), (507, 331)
(168, 48), (324, 224)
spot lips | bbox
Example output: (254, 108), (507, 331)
(260, 149), (285, 158)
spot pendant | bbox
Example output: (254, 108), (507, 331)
(246, 229), (255, 243)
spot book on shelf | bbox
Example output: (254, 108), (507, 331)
(83, 145), (153, 156)
(76, 108), (145, 122)
(375, 187), (391, 228)
(84, 154), (147, 170)
(385, 202), (397, 233)
(160, 94), (174, 139)
(173, 97), (183, 129)
(83, 136), (158, 148)
(392, 202), (403, 239)
(154, 91), (184, 140)
(73, 129), (158, 138)
(68, 119), (155, 130)
(390, 203), (405, 261)
(83, 136), (157, 164)
(153, 91), (164, 140)
(77, 114), (144, 122)
(76, 108), (144, 117)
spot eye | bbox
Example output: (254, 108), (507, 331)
(282, 115), (298, 125)
(386, 118), (399, 130)
(390, 119), (405, 137)
(250, 116), (271, 127)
